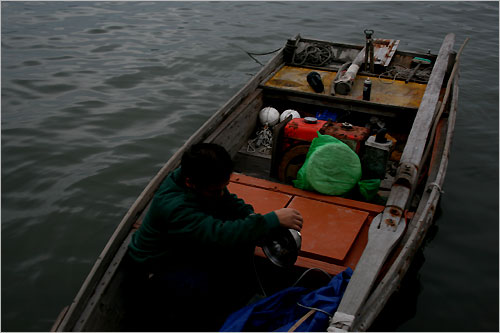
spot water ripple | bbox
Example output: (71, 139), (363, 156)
(1, 1), (498, 332)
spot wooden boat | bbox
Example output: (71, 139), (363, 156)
(52, 31), (466, 332)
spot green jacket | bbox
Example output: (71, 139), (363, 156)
(128, 168), (280, 271)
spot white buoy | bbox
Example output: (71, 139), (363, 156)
(280, 109), (301, 122)
(259, 107), (280, 126)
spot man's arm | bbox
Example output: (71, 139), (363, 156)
(222, 188), (303, 231)
(168, 203), (303, 249)
(168, 205), (278, 247)
(221, 189), (255, 218)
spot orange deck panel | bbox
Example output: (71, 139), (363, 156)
(230, 173), (384, 214)
(288, 197), (368, 262)
(228, 173), (385, 273)
(227, 182), (292, 215)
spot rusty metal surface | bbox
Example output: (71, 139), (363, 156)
(264, 66), (336, 92)
(264, 65), (427, 108)
(373, 38), (400, 67)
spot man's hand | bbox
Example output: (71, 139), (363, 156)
(274, 208), (303, 231)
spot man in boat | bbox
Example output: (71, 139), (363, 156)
(126, 143), (303, 331)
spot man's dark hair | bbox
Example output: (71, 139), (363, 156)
(180, 143), (234, 187)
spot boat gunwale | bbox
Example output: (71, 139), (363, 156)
(351, 76), (460, 331)
(328, 32), (457, 332)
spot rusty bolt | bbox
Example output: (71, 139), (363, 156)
(385, 218), (396, 227)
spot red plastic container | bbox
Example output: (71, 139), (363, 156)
(284, 118), (325, 142)
(283, 118), (369, 153)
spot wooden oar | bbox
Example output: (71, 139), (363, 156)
(329, 214), (405, 331)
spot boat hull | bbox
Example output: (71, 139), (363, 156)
(52, 34), (460, 332)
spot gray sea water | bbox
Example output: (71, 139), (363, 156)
(1, 1), (498, 331)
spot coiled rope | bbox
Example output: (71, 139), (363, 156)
(291, 43), (335, 67)
(238, 42), (336, 67)
(378, 65), (432, 83)
(247, 125), (273, 154)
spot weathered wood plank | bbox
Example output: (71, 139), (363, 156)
(399, 33), (455, 167)
(206, 89), (264, 156)
(261, 88), (418, 118)
(350, 78), (459, 331)
(73, 233), (133, 331)
(329, 213), (405, 331)
(419, 37), (469, 172)
(50, 306), (69, 332)
(379, 33), (455, 235)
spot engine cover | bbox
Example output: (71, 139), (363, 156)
(283, 118), (369, 153)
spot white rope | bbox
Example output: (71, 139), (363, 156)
(329, 312), (355, 332)
(291, 267), (332, 288)
(296, 302), (332, 317)
(247, 125), (273, 154)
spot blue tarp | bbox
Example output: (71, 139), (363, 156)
(220, 268), (352, 332)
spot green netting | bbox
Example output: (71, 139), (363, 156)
(293, 133), (362, 196)
(358, 179), (381, 201)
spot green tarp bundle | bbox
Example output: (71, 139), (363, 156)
(293, 133), (380, 200)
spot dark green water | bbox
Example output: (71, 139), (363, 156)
(2, 1), (498, 331)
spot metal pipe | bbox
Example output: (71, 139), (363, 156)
(364, 40), (370, 72)
(364, 29), (374, 72)
(369, 40), (375, 73)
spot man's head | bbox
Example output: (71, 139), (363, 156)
(180, 143), (233, 200)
